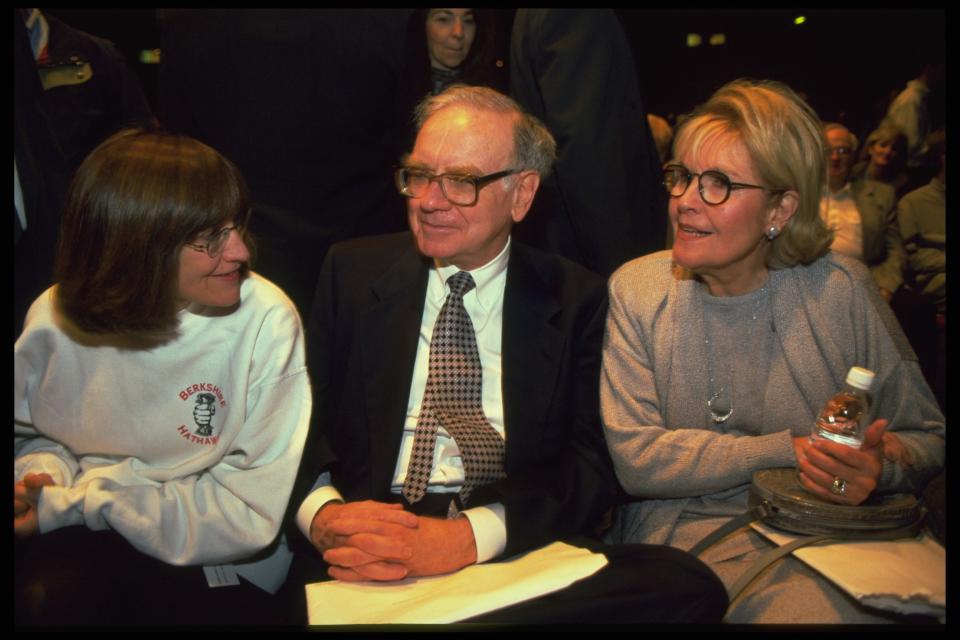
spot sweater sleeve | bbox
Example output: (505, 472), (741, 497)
(34, 305), (312, 567)
(15, 381), (79, 487)
(848, 263), (946, 494)
(600, 267), (795, 499)
(875, 359), (945, 495)
(15, 301), (81, 487)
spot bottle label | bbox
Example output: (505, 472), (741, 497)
(813, 390), (864, 448)
(811, 426), (863, 448)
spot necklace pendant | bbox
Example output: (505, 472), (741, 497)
(707, 390), (733, 424)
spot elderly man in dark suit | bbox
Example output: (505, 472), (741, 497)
(289, 86), (726, 623)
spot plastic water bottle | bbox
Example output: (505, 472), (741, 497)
(812, 366), (875, 448)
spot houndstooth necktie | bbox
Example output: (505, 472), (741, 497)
(401, 271), (506, 514)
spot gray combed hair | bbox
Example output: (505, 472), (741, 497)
(414, 85), (557, 177)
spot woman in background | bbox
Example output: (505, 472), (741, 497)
(396, 8), (505, 152)
(853, 123), (911, 199)
(421, 8), (502, 95)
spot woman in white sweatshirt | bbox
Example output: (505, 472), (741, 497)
(14, 129), (311, 625)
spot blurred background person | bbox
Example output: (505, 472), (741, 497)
(425, 8), (476, 90)
(882, 62), (944, 170)
(821, 122), (904, 302)
(395, 8), (508, 152)
(647, 113), (674, 166)
(14, 8), (155, 340)
(16, 9), (155, 171)
(648, 112), (676, 249)
(421, 8), (501, 95)
(15, 130), (310, 626)
(510, 8), (667, 277)
(894, 127), (945, 411)
(600, 80), (944, 623)
(852, 124), (911, 199)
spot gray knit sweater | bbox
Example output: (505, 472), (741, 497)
(601, 250), (945, 548)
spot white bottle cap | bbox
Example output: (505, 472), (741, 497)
(846, 366), (875, 391)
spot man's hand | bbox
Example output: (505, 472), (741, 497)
(310, 500), (419, 581)
(14, 473), (55, 539)
(327, 514), (478, 582)
(796, 419), (887, 505)
(311, 500), (478, 582)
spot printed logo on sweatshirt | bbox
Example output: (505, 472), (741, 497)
(177, 383), (227, 445)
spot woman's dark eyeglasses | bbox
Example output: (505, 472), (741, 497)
(662, 164), (781, 206)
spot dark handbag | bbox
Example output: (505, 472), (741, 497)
(690, 468), (927, 603)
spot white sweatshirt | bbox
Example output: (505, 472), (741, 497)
(14, 273), (311, 592)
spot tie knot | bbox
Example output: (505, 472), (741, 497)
(446, 271), (476, 298)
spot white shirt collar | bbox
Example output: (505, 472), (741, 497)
(430, 237), (511, 314)
(825, 182), (853, 200)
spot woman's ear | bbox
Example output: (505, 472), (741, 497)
(768, 189), (799, 231)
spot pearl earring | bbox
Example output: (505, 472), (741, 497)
(767, 226), (780, 240)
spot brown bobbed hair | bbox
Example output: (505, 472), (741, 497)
(673, 79), (833, 269)
(54, 129), (251, 337)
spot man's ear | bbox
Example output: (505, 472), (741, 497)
(510, 171), (541, 223)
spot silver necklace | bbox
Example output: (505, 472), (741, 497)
(704, 285), (769, 424)
(705, 351), (734, 423)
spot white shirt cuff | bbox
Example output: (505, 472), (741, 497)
(460, 502), (506, 563)
(296, 485), (344, 540)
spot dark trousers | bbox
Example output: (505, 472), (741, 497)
(15, 527), (288, 627)
(464, 538), (729, 625)
(890, 287), (945, 412)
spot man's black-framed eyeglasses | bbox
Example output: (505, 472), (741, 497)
(662, 164), (781, 206)
(395, 167), (519, 207)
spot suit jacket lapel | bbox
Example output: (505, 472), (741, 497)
(852, 180), (885, 258)
(361, 246), (430, 495)
(501, 245), (563, 469)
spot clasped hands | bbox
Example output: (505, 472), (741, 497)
(309, 500), (478, 582)
(793, 418), (913, 505)
(14, 472), (55, 539)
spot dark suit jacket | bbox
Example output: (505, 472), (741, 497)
(510, 9), (668, 277)
(298, 232), (618, 558)
(850, 178), (905, 294)
(158, 9), (413, 316)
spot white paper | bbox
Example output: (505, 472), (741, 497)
(751, 523), (945, 620)
(305, 541), (608, 624)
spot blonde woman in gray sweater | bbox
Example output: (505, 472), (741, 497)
(600, 80), (944, 623)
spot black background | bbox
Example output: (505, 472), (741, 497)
(45, 8), (945, 141)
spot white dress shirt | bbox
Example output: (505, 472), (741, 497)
(297, 239), (512, 564)
(820, 183), (863, 260)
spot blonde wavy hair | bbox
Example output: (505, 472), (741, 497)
(673, 79), (832, 268)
